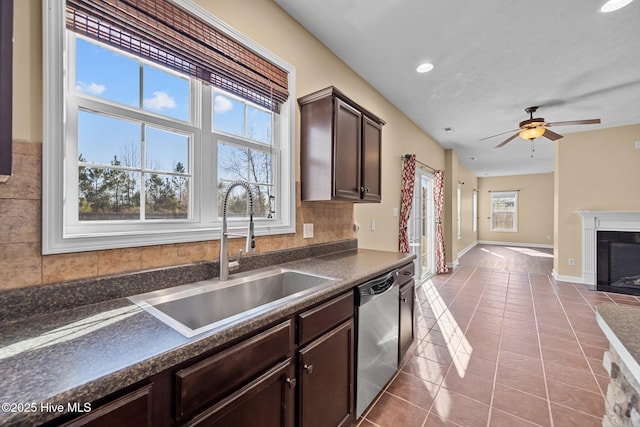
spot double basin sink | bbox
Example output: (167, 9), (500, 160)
(129, 267), (336, 337)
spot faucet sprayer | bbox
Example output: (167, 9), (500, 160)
(219, 181), (256, 280)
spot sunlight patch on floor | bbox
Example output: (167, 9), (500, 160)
(506, 246), (553, 258)
(481, 247), (505, 259)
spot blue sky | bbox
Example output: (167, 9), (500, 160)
(75, 36), (272, 178)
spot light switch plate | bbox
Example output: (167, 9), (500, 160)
(303, 223), (314, 238)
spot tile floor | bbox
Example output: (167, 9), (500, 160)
(356, 264), (640, 427)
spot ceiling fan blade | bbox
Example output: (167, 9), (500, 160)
(546, 119), (601, 127)
(480, 129), (519, 141)
(495, 132), (519, 148)
(543, 129), (563, 141)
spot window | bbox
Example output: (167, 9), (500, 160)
(214, 90), (277, 218)
(472, 189), (478, 232)
(456, 183), (462, 240)
(490, 191), (518, 232)
(43, 0), (295, 254)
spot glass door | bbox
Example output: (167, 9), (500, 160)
(409, 171), (435, 284)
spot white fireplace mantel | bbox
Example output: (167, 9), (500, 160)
(577, 211), (640, 288)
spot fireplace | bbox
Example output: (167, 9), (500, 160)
(578, 211), (640, 294)
(597, 231), (640, 295)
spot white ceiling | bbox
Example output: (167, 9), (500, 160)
(274, 0), (640, 177)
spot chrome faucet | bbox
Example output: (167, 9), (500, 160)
(219, 181), (256, 280)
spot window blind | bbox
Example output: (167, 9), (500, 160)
(66, 0), (289, 112)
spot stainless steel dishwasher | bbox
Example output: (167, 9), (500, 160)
(355, 269), (399, 418)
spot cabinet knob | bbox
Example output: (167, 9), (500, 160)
(401, 297), (408, 303)
(365, 188), (370, 193)
(303, 364), (314, 374)
(285, 377), (297, 388)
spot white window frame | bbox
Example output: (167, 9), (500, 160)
(456, 183), (462, 240)
(42, 0), (296, 254)
(472, 189), (478, 233)
(490, 191), (518, 233)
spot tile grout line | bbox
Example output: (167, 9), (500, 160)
(542, 274), (611, 422)
(419, 266), (498, 426)
(484, 268), (509, 427)
(528, 272), (555, 427)
(544, 275), (609, 394)
(420, 266), (479, 425)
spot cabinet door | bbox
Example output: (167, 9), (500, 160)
(184, 359), (295, 427)
(333, 98), (362, 200)
(361, 116), (382, 202)
(399, 280), (415, 363)
(298, 319), (354, 427)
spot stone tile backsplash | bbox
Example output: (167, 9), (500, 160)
(0, 140), (356, 291)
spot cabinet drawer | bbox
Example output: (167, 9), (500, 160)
(175, 320), (292, 419)
(398, 262), (415, 286)
(61, 385), (152, 427)
(298, 292), (353, 346)
(184, 359), (294, 427)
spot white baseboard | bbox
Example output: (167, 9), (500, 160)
(446, 260), (459, 268)
(457, 241), (478, 259)
(551, 269), (593, 288)
(477, 240), (554, 249)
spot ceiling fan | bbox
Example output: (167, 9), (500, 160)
(482, 106), (601, 149)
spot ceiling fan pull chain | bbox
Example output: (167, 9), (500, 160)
(530, 139), (535, 158)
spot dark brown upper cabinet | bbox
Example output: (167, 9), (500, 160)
(298, 87), (384, 203)
(0, 0), (13, 179)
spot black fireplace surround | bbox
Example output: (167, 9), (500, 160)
(597, 231), (640, 295)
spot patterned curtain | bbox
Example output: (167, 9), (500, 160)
(434, 169), (449, 273)
(399, 155), (416, 253)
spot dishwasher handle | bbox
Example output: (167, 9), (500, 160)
(356, 270), (398, 306)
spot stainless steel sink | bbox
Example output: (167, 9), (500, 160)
(129, 268), (335, 337)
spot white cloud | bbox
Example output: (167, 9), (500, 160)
(214, 95), (233, 113)
(76, 81), (106, 95)
(143, 91), (176, 110)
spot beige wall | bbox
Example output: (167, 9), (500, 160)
(478, 173), (554, 246)
(554, 124), (640, 278)
(201, 0), (447, 253)
(444, 150), (478, 263)
(1, 0), (446, 290)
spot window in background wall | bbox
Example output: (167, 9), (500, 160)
(472, 189), (478, 232)
(456, 183), (462, 240)
(490, 191), (518, 232)
(43, 0), (295, 254)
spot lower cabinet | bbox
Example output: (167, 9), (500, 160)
(398, 261), (416, 364)
(298, 320), (354, 427)
(399, 279), (415, 362)
(46, 291), (357, 427)
(297, 292), (355, 427)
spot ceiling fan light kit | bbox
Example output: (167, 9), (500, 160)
(484, 106), (601, 154)
(519, 127), (546, 140)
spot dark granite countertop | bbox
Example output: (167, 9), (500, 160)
(597, 303), (640, 382)
(0, 248), (413, 426)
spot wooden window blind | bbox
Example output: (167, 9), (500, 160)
(66, 0), (289, 112)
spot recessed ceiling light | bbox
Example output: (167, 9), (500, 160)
(600, 0), (634, 12)
(416, 63), (434, 73)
